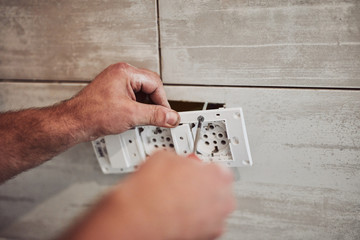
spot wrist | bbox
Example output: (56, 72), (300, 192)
(56, 99), (94, 143)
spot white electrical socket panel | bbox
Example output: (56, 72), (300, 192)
(92, 108), (252, 174)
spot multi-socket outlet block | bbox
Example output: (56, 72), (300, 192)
(92, 108), (252, 174)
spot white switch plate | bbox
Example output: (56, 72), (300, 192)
(92, 108), (252, 174)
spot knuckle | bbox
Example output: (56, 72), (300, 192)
(151, 106), (165, 125)
(112, 62), (130, 72)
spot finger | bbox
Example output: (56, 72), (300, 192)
(130, 68), (171, 108)
(131, 101), (180, 128)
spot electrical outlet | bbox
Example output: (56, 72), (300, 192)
(92, 108), (252, 174)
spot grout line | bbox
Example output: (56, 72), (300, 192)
(163, 83), (360, 91)
(162, 42), (360, 49)
(0, 79), (90, 84)
(1, 79), (360, 91)
(155, 0), (162, 79)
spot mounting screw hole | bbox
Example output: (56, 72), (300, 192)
(216, 113), (220, 117)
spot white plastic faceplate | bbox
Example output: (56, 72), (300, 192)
(92, 108), (252, 174)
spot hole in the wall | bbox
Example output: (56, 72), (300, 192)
(168, 100), (225, 112)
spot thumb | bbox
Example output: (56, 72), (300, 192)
(131, 102), (180, 128)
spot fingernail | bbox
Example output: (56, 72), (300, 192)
(166, 111), (179, 126)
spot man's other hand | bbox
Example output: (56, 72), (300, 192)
(60, 151), (236, 240)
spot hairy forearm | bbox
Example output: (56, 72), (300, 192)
(0, 100), (89, 182)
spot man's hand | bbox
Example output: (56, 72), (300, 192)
(68, 62), (180, 140)
(0, 63), (179, 182)
(60, 151), (236, 240)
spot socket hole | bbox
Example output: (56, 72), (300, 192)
(218, 133), (223, 138)
(169, 143), (174, 148)
(216, 113), (220, 117)
(166, 137), (171, 142)
(205, 141), (210, 145)
(128, 140), (132, 143)
(213, 146), (219, 153)
(203, 134), (208, 138)
(180, 136), (184, 140)
(221, 140), (226, 145)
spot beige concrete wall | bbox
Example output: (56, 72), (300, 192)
(0, 1), (359, 239)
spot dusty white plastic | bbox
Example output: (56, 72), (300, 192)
(92, 108), (252, 174)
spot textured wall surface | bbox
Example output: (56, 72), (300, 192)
(159, 0), (360, 88)
(0, 0), (159, 80)
(0, 0), (359, 240)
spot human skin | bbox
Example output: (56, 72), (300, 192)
(0, 63), (235, 239)
(0, 63), (180, 182)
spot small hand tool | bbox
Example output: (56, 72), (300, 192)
(192, 115), (204, 154)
